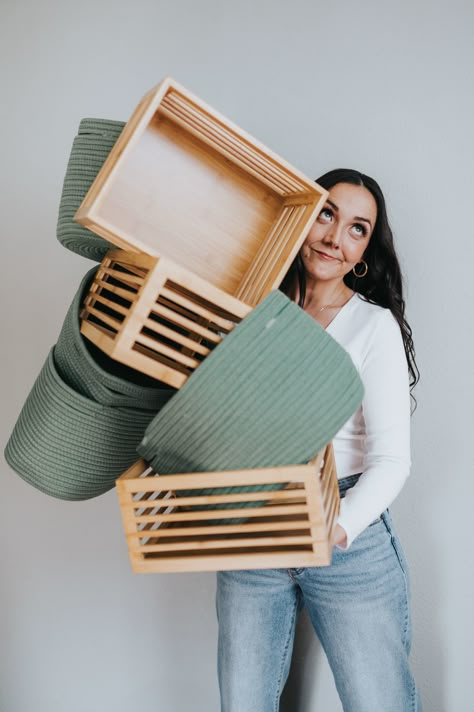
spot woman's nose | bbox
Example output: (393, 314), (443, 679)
(322, 228), (341, 248)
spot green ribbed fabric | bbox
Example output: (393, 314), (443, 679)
(54, 267), (175, 410)
(138, 290), (364, 515)
(4, 268), (175, 500)
(57, 118), (125, 261)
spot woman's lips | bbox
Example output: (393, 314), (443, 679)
(310, 248), (339, 261)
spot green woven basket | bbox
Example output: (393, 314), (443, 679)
(4, 268), (175, 500)
(57, 118), (125, 261)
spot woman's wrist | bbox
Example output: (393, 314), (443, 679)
(332, 523), (348, 548)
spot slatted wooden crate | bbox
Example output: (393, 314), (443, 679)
(116, 444), (340, 574)
(80, 248), (251, 389)
(74, 77), (328, 307)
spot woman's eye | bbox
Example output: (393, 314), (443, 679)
(352, 223), (367, 237)
(318, 207), (333, 222)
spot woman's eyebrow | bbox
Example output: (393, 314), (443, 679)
(355, 216), (372, 228)
(326, 199), (372, 229)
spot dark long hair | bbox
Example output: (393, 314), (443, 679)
(279, 168), (420, 405)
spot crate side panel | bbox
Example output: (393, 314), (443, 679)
(92, 116), (283, 294)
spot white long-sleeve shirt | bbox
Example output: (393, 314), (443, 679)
(326, 292), (411, 548)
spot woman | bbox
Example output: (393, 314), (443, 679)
(216, 169), (421, 711)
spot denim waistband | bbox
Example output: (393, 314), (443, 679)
(338, 473), (362, 498)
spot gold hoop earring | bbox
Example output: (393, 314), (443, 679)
(352, 260), (368, 278)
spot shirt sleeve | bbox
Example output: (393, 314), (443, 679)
(336, 309), (411, 549)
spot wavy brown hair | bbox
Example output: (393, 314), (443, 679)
(279, 168), (420, 407)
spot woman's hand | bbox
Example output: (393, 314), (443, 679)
(331, 523), (348, 548)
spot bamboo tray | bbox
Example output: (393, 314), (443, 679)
(80, 249), (251, 389)
(74, 77), (327, 307)
(116, 444), (340, 574)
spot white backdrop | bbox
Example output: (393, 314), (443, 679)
(1, 1), (473, 710)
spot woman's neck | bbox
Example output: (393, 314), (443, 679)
(296, 276), (353, 312)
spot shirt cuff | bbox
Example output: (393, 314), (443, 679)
(335, 498), (360, 550)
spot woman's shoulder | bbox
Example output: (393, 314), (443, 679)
(352, 293), (398, 330)
(350, 294), (405, 367)
(328, 292), (400, 361)
(353, 292), (388, 315)
(347, 294), (403, 360)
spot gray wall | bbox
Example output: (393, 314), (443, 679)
(1, 1), (473, 710)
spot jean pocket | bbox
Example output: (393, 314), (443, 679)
(381, 512), (409, 581)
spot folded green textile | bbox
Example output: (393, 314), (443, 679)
(54, 267), (175, 410)
(57, 118), (125, 261)
(138, 290), (364, 513)
(4, 268), (175, 500)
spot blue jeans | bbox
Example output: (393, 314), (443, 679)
(216, 510), (421, 711)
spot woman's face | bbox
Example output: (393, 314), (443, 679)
(301, 182), (377, 282)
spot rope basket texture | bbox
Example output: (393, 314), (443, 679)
(57, 118), (125, 261)
(4, 268), (175, 500)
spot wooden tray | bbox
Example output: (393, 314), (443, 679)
(116, 444), (340, 574)
(80, 249), (251, 390)
(74, 77), (327, 306)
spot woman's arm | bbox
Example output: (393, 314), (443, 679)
(336, 309), (411, 548)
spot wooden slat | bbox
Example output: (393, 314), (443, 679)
(104, 248), (156, 270)
(132, 549), (331, 573)
(155, 295), (212, 334)
(94, 278), (140, 302)
(245, 205), (307, 302)
(131, 519), (312, 537)
(152, 298), (223, 342)
(123, 503), (309, 523)
(283, 193), (316, 206)
(158, 104), (290, 197)
(161, 97), (292, 191)
(81, 305), (122, 331)
(153, 259), (253, 317)
(116, 459), (151, 481)
(162, 93), (304, 194)
(111, 261), (149, 280)
(136, 317), (211, 356)
(136, 534), (315, 553)
(80, 318), (117, 342)
(164, 92), (305, 192)
(326, 489), (340, 529)
(242, 206), (303, 301)
(133, 331), (201, 369)
(236, 206), (294, 298)
(146, 305), (223, 343)
(84, 291), (129, 317)
(118, 467), (312, 493)
(160, 286), (239, 331)
(98, 265), (145, 287)
(322, 482), (338, 515)
(301, 478), (325, 539)
(126, 345), (189, 389)
(131, 487), (305, 510)
(162, 282), (247, 321)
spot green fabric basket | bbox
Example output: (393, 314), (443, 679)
(137, 290), (364, 517)
(4, 268), (175, 500)
(57, 118), (125, 261)
(54, 267), (175, 410)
